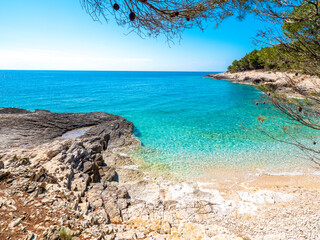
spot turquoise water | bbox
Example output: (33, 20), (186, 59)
(0, 70), (316, 175)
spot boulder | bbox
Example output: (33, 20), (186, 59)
(100, 166), (117, 182)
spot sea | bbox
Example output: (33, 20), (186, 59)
(0, 70), (318, 178)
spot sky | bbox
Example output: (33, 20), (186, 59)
(0, 0), (273, 71)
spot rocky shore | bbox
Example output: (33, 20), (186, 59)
(1, 108), (320, 240)
(206, 70), (320, 97)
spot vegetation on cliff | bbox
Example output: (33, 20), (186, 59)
(228, 1), (320, 76)
(227, 46), (284, 73)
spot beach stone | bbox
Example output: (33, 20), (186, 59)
(100, 166), (117, 182)
(117, 187), (129, 199)
(116, 231), (137, 240)
(263, 233), (286, 240)
(205, 225), (230, 237)
(71, 173), (90, 192)
(9, 217), (24, 228)
(178, 222), (206, 240)
(104, 201), (122, 223)
(83, 161), (93, 173)
(105, 234), (116, 240)
(94, 153), (104, 166)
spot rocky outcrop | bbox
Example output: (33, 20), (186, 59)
(0, 108), (319, 240)
(206, 70), (320, 96)
(0, 107), (134, 148)
(0, 108), (142, 239)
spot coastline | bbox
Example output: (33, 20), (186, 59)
(1, 108), (320, 239)
(206, 70), (320, 98)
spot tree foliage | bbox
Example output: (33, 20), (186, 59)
(81, 0), (252, 42)
(255, 0), (320, 76)
(227, 48), (271, 72)
(280, 2), (320, 76)
(227, 45), (307, 73)
(228, 1), (320, 75)
(81, 0), (319, 44)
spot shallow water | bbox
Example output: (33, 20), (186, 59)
(61, 127), (92, 139)
(0, 70), (317, 177)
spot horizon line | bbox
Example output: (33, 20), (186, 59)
(0, 69), (224, 72)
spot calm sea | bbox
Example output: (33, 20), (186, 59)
(0, 70), (317, 177)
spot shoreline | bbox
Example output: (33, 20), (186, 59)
(1, 108), (320, 239)
(206, 70), (320, 98)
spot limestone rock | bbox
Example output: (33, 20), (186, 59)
(0, 108), (133, 149)
(104, 200), (122, 223)
(206, 70), (320, 98)
(9, 217), (24, 228)
(0, 160), (4, 169)
(100, 166), (117, 182)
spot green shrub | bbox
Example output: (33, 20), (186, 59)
(59, 228), (73, 240)
(227, 45), (308, 74)
(256, 84), (276, 93)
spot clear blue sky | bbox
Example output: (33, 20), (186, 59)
(0, 0), (273, 71)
